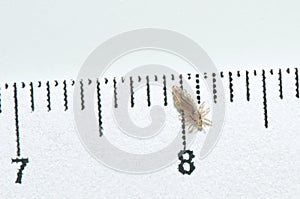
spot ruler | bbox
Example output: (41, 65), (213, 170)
(1, 67), (299, 197)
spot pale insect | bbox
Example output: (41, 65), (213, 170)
(172, 85), (212, 132)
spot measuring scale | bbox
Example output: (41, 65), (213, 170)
(1, 67), (299, 198)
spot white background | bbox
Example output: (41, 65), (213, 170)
(0, 0), (300, 81)
(1, 1), (300, 198)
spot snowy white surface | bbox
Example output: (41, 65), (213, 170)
(0, 69), (299, 198)
(1, 0), (300, 198)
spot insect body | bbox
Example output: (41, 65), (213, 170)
(172, 85), (212, 132)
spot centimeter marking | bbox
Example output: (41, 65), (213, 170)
(262, 70), (268, 128)
(179, 74), (186, 150)
(46, 81), (51, 112)
(212, 73), (217, 103)
(163, 75), (168, 106)
(1, 68), (299, 183)
(228, 71), (234, 102)
(1, 69), (298, 132)
(63, 80), (68, 111)
(97, 79), (103, 137)
(30, 82), (34, 112)
(246, 71), (250, 101)
(13, 83), (21, 157)
(130, 76), (134, 108)
(295, 68), (300, 98)
(1, 69), (299, 136)
(195, 74), (201, 104)
(146, 76), (151, 107)
(279, 69), (283, 99)
(80, 79), (85, 111)
(11, 83), (29, 184)
(113, 77), (118, 108)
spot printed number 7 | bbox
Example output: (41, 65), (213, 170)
(11, 158), (29, 184)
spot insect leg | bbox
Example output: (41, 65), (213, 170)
(198, 101), (205, 112)
(202, 118), (212, 125)
(189, 123), (197, 133)
(201, 108), (210, 116)
(188, 124), (194, 132)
